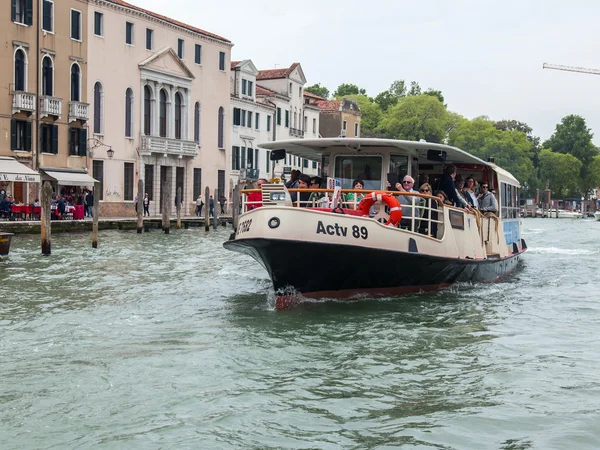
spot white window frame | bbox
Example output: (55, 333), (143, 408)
(93, 81), (104, 135)
(354, 122), (359, 137)
(41, 54), (54, 97)
(69, 61), (81, 102)
(42, 0), (54, 34)
(13, 0), (28, 26)
(125, 87), (134, 138)
(70, 8), (82, 42)
(13, 47), (28, 92)
(343, 120), (347, 131)
(94, 11), (104, 37)
(313, 118), (316, 134)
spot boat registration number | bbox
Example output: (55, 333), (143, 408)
(316, 220), (368, 240)
(237, 219), (252, 234)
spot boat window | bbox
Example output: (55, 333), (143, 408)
(321, 153), (330, 179)
(334, 155), (382, 190)
(501, 182), (519, 219)
(389, 155), (409, 182)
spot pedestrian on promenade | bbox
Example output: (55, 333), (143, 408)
(87, 191), (94, 218)
(209, 195), (215, 217)
(195, 194), (203, 217)
(143, 193), (150, 216)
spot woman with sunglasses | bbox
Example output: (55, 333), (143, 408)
(417, 183), (435, 235)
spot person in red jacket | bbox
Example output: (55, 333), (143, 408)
(247, 178), (267, 209)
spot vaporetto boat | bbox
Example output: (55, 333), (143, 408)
(224, 138), (526, 309)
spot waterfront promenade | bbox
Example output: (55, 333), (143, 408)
(0, 215), (233, 234)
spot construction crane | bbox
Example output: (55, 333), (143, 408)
(542, 63), (600, 76)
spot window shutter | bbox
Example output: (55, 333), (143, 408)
(11, 120), (17, 150)
(11, 0), (16, 21)
(68, 127), (73, 155)
(241, 147), (246, 169)
(25, 121), (32, 151)
(79, 128), (87, 156)
(25, 0), (33, 25)
(43, 1), (52, 31)
(52, 125), (58, 154)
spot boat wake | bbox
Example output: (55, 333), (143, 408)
(527, 247), (597, 256)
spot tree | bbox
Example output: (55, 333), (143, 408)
(538, 149), (582, 197)
(374, 90), (398, 112)
(333, 83), (366, 97)
(423, 89), (444, 105)
(377, 95), (448, 143)
(389, 80), (407, 98)
(344, 94), (382, 136)
(407, 81), (422, 96)
(494, 119), (540, 148)
(305, 83), (329, 99)
(543, 114), (600, 197)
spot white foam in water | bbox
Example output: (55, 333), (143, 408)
(528, 247), (597, 256)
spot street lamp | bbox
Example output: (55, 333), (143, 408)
(107, 147), (114, 159)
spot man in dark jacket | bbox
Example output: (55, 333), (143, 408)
(439, 164), (467, 208)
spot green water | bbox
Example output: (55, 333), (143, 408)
(1, 219), (599, 449)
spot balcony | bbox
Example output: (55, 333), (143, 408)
(289, 128), (304, 138)
(39, 95), (62, 119)
(140, 135), (198, 158)
(69, 101), (90, 123)
(12, 91), (36, 115)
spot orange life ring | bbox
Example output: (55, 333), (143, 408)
(357, 191), (402, 226)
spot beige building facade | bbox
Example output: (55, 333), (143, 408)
(1, 0), (90, 202)
(312, 97), (361, 139)
(87, 0), (232, 216)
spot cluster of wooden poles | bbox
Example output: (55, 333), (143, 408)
(39, 179), (241, 255)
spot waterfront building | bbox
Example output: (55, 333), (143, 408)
(255, 63), (320, 181)
(311, 96), (361, 139)
(1, 0), (91, 203)
(229, 60), (275, 190)
(86, 0), (232, 216)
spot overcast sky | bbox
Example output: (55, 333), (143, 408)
(140, 0), (600, 145)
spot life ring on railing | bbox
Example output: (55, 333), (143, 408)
(357, 191), (402, 226)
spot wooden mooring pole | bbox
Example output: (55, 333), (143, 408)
(137, 179), (144, 233)
(176, 187), (182, 230)
(213, 188), (218, 230)
(92, 182), (99, 248)
(232, 184), (240, 231)
(204, 186), (210, 232)
(162, 179), (170, 234)
(40, 181), (52, 255)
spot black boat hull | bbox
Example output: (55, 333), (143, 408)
(0, 232), (14, 259)
(224, 237), (523, 302)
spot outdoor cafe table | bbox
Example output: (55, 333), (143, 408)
(10, 204), (41, 219)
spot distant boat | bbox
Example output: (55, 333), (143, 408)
(0, 232), (14, 259)
(549, 209), (583, 219)
(595, 211), (600, 221)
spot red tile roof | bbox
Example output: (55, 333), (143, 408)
(106, 0), (231, 43)
(257, 63), (300, 80)
(231, 61), (241, 69)
(256, 85), (277, 96)
(303, 91), (325, 100)
(314, 100), (341, 112)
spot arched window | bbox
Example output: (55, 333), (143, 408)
(174, 92), (182, 140)
(42, 56), (53, 96)
(93, 81), (103, 134)
(70, 63), (80, 101)
(217, 106), (224, 148)
(14, 49), (26, 92)
(159, 89), (167, 138)
(194, 102), (200, 143)
(125, 88), (133, 137)
(143, 85), (152, 135)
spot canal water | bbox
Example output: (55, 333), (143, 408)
(1, 218), (599, 449)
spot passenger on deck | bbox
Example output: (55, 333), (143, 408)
(418, 183), (435, 235)
(345, 179), (365, 208)
(455, 175), (471, 209)
(308, 176), (325, 205)
(439, 164), (469, 208)
(478, 184), (498, 215)
(396, 175), (419, 230)
(291, 174), (312, 206)
(464, 176), (478, 207)
(435, 190), (453, 206)
(285, 170), (300, 189)
(247, 178), (267, 210)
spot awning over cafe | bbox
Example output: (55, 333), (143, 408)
(42, 169), (99, 187)
(0, 157), (40, 183)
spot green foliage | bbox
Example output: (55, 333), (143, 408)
(304, 83), (329, 99)
(344, 94), (382, 136)
(407, 81), (422, 96)
(423, 89), (444, 104)
(389, 80), (407, 98)
(378, 95), (448, 143)
(374, 90), (398, 112)
(333, 83), (366, 97)
(538, 149), (582, 197)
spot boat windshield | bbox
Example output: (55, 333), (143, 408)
(334, 155), (382, 190)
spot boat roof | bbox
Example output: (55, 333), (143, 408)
(259, 138), (520, 186)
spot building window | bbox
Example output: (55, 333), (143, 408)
(285, 110), (289, 128)
(298, 86), (302, 97)
(354, 122), (359, 137)
(14, 49), (26, 92)
(10, 119), (32, 151)
(94, 11), (103, 36)
(219, 52), (225, 71)
(177, 39), (184, 58)
(255, 149), (259, 171)
(247, 111), (252, 128)
(265, 151), (270, 173)
(195, 44), (201, 64)
(125, 88), (133, 137)
(233, 108), (241, 126)
(194, 102), (201, 143)
(304, 116), (307, 133)
(277, 108), (281, 125)
(69, 127), (87, 156)
(174, 92), (182, 139)
(42, 56), (53, 96)
(124, 163), (134, 201)
(289, 82), (292, 94)
(241, 79), (247, 95)
(126, 22), (134, 45)
(240, 109), (246, 127)
(217, 107), (224, 149)
(70, 63), (80, 101)
(93, 82), (103, 134)
(71, 9), (82, 41)
(231, 146), (240, 170)
(193, 168), (202, 200)
(143, 85), (152, 135)
(267, 115), (271, 132)
(12, 0), (32, 25)
(255, 113), (260, 130)
(145, 165), (154, 201)
(313, 118), (316, 134)
(41, 124), (58, 154)
(42, 0), (53, 32)
(343, 120), (347, 131)
(146, 28), (153, 50)
(159, 89), (167, 137)
(248, 81), (253, 96)
(240, 147), (246, 169)
(93, 160), (104, 201)
(247, 147), (254, 169)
